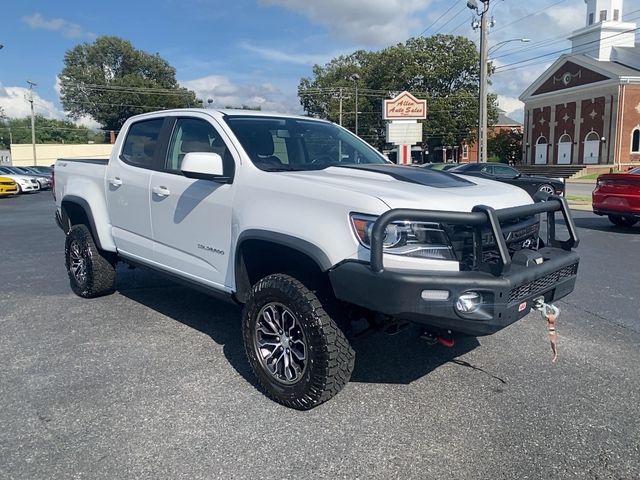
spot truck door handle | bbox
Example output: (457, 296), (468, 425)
(108, 177), (123, 187)
(152, 186), (171, 197)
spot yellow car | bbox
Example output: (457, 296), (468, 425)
(0, 175), (19, 196)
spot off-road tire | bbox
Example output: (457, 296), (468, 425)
(608, 215), (638, 227)
(242, 273), (355, 410)
(65, 224), (116, 298)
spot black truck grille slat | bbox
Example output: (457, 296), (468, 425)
(509, 263), (579, 303)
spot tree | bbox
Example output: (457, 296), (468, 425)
(59, 36), (199, 131)
(298, 35), (498, 155)
(0, 116), (104, 148)
(488, 129), (523, 164)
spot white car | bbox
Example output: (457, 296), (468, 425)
(0, 167), (41, 193)
(53, 109), (580, 409)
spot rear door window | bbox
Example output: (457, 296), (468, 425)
(120, 118), (165, 169)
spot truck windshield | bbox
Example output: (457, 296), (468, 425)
(224, 115), (389, 171)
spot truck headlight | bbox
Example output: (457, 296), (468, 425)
(350, 214), (455, 260)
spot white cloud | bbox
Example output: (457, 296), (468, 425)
(180, 75), (302, 113)
(0, 82), (101, 131)
(22, 13), (95, 39)
(258, 0), (433, 46)
(240, 42), (340, 66)
(0, 84), (62, 119)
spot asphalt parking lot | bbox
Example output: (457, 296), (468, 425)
(1, 192), (639, 479)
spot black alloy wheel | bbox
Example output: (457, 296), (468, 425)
(242, 273), (355, 410)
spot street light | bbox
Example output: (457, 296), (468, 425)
(488, 38), (530, 56)
(349, 73), (360, 136)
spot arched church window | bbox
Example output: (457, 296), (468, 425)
(632, 129), (640, 153)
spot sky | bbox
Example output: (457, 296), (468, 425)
(2, 0), (640, 129)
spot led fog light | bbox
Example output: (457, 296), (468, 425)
(455, 292), (483, 314)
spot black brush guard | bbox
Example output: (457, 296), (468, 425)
(329, 197), (580, 336)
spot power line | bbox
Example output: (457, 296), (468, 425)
(434, 4), (469, 35)
(492, 8), (640, 61)
(417, 3), (461, 37)
(492, 0), (570, 33)
(494, 24), (640, 73)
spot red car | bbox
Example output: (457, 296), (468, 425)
(592, 167), (640, 227)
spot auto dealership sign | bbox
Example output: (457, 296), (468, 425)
(384, 91), (427, 165)
(383, 91), (427, 120)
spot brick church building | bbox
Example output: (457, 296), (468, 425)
(520, 0), (640, 170)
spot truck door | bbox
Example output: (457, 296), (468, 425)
(105, 117), (166, 262)
(149, 116), (237, 290)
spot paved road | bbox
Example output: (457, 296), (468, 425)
(1, 193), (639, 479)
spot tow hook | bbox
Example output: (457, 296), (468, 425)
(420, 329), (455, 348)
(533, 297), (560, 363)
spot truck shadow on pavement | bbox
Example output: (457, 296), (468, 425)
(116, 265), (483, 389)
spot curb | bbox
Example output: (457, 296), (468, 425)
(567, 203), (592, 211)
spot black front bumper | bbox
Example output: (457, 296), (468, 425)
(330, 248), (579, 336)
(330, 197), (580, 337)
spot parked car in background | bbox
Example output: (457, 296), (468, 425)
(0, 167), (40, 193)
(0, 176), (19, 197)
(592, 167), (640, 227)
(27, 166), (53, 175)
(10, 166), (53, 190)
(449, 163), (565, 199)
(420, 163), (459, 171)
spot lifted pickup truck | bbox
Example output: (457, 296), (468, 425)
(55, 109), (580, 410)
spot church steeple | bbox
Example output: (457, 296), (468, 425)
(585, 0), (623, 26)
(570, 0), (635, 61)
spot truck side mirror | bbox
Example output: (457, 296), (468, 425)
(181, 152), (230, 183)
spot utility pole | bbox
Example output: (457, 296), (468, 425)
(349, 74), (360, 135)
(468, 0), (492, 163)
(333, 88), (348, 126)
(479, 0), (489, 164)
(0, 107), (12, 146)
(27, 80), (37, 165)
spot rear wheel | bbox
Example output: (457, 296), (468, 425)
(242, 273), (355, 410)
(65, 224), (116, 298)
(608, 215), (638, 227)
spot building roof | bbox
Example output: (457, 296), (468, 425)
(520, 53), (640, 102)
(497, 112), (522, 127)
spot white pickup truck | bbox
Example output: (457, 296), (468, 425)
(54, 109), (580, 409)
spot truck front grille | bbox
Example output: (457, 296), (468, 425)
(508, 263), (579, 303)
(450, 216), (540, 271)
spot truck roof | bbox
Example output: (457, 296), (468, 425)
(126, 108), (327, 123)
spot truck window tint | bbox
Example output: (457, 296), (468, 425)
(166, 118), (228, 172)
(120, 119), (164, 168)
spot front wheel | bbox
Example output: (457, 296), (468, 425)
(242, 274), (355, 410)
(608, 215), (638, 227)
(65, 224), (116, 298)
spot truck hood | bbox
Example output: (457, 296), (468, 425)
(281, 164), (533, 212)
